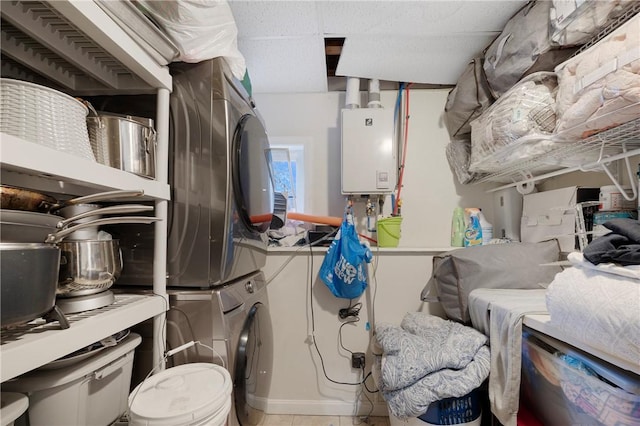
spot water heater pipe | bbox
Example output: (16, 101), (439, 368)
(367, 79), (382, 108)
(345, 77), (361, 109)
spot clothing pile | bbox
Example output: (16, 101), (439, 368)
(582, 217), (640, 266)
(373, 312), (490, 419)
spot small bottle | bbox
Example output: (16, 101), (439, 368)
(451, 207), (465, 247)
(464, 208), (483, 247)
(478, 210), (493, 245)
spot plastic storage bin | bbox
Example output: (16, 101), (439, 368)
(521, 330), (640, 426)
(2, 333), (141, 426)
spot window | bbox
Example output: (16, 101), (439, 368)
(268, 138), (306, 213)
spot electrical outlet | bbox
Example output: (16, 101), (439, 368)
(351, 352), (365, 369)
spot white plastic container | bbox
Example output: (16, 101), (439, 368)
(128, 363), (232, 426)
(599, 185), (636, 211)
(2, 333), (141, 426)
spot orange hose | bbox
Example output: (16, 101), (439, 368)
(287, 212), (342, 227)
(250, 214), (273, 224)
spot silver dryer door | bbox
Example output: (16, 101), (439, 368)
(231, 114), (274, 235)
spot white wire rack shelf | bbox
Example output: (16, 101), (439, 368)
(0, 0), (171, 94)
(0, 294), (166, 382)
(477, 118), (640, 190)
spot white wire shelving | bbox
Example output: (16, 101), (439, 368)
(478, 117), (640, 194)
(0, 0), (171, 381)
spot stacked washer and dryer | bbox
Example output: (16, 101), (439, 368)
(116, 57), (275, 426)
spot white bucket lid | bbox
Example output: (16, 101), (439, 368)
(129, 363), (232, 426)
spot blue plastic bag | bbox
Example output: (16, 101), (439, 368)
(319, 216), (373, 299)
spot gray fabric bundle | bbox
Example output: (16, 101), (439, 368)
(375, 312), (490, 418)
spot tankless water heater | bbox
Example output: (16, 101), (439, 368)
(341, 107), (396, 194)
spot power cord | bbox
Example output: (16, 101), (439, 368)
(307, 245), (381, 400)
(339, 301), (362, 319)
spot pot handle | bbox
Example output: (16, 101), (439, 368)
(144, 127), (157, 155)
(56, 189), (145, 209)
(56, 204), (154, 229)
(43, 306), (70, 329)
(46, 216), (161, 243)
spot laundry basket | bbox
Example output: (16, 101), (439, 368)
(389, 389), (482, 426)
(419, 389), (482, 426)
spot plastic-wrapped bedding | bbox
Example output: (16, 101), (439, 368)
(136, 0), (246, 79)
(468, 72), (558, 173)
(445, 137), (486, 185)
(550, 0), (636, 47)
(554, 13), (640, 140)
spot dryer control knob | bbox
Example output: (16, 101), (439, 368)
(245, 280), (255, 293)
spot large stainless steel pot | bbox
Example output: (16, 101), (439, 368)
(0, 243), (68, 328)
(87, 112), (157, 179)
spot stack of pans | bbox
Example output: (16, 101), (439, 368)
(0, 185), (160, 327)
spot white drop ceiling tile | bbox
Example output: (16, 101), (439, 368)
(319, 1), (526, 36)
(335, 33), (498, 84)
(229, 1), (321, 37)
(238, 37), (328, 93)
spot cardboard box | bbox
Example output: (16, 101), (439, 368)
(521, 186), (599, 252)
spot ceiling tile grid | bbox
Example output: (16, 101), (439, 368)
(229, 0), (528, 93)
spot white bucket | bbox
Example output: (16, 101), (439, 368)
(128, 363), (232, 426)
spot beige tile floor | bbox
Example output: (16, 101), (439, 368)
(260, 415), (390, 426)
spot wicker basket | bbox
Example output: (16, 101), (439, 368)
(0, 78), (95, 161)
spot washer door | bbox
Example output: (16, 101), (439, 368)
(232, 114), (274, 234)
(234, 301), (273, 426)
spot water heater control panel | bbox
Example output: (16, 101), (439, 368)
(341, 107), (396, 194)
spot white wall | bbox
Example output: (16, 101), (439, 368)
(253, 89), (632, 416)
(262, 249), (446, 416)
(255, 90), (499, 248)
(253, 90), (504, 415)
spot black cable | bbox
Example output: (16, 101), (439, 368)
(338, 316), (359, 355)
(359, 365), (375, 417)
(308, 241), (370, 387)
(361, 371), (379, 393)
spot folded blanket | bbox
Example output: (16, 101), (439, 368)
(375, 313), (490, 418)
(546, 265), (640, 366)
